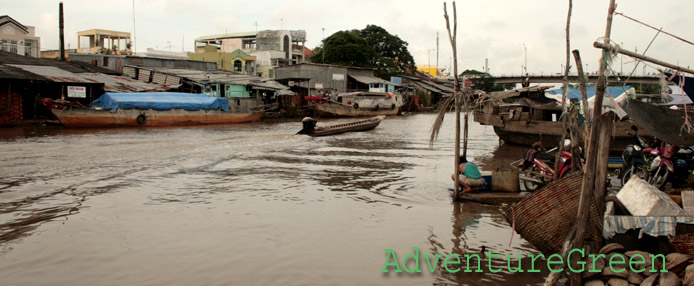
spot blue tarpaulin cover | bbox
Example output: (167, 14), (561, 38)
(91, 92), (229, 112)
(546, 86), (631, 99)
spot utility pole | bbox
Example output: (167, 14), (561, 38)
(522, 43), (527, 73)
(59, 2), (65, 61)
(132, 0), (136, 55)
(322, 28), (325, 63)
(436, 32), (439, 77)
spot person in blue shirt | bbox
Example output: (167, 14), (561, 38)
(451, 156), (485, 193)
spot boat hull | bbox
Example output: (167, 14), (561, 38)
(52, 107), (263, 128)
(313, 102), (399, 118)
(620, 98), (694, 146)
(475, 111), (650, 150)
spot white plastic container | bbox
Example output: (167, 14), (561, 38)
(616, 177), (684, 216)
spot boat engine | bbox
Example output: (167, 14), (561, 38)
(297, 117), (318, 135)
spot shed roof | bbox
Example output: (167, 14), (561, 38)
(348, 74), (388, 85)
(0, 15), (28, 34)
(195, 31), (258, 42)
(131, 66), (292, 95)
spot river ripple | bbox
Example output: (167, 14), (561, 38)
(0, 113), (545, 285)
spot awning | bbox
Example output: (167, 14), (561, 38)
(348, 74), (388, 85)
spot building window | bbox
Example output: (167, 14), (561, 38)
(268, 69), (274, 78)
(25, 44), (31, 57)
(10, 40), (17, 54)
(0, 40), (7, 52)
(233, 60), (242, 72)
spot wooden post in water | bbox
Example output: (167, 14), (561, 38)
(444, 2), (461, 199)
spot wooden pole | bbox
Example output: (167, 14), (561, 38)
(574, 0), (616, 254)
(594, 41), (694, 75)
(444, 2), (461, 199)
(562, 0), (573, 112)
(554, 0), (573, 180)
(573, 50), (591, 131)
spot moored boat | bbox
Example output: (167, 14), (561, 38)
(297, 115), (385, 137)
(312, 91), (403, 117)
(42, 92), (263, 128)
(474, 86), (650, 150)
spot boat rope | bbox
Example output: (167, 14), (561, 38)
(508, 206), (516, 247)
(614, 12), (694, 47)
(667, 71), (694, 135)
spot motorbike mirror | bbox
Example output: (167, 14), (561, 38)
(631, 125), (638, 132)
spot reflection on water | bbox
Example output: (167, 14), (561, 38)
(0, 114), (543, 285)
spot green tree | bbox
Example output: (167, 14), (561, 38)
(311, 30), (373, 67)
(312, 25), (415, 80)
(357, 25), (416, 79)
(460, 69), (513, 92)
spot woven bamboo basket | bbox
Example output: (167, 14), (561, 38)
(671, 233), (694, 255)
(502, 172), (603, 255)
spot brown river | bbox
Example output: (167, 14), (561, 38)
(0, 113), (548, 285)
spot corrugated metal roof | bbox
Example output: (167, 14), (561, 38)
(348, 74), (388, 84)
(132, 66), (291, 92)
(195, 31), (258, 41)
(6, 64), (177, 92)
(79, 73), (179, 92)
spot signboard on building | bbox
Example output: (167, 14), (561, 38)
(67, 86), (86, 98)
(315, 83), (323, 89)
(332, 73), (344, 81)
(390, 76), (402, 84)
(290, 30), (306, 41)
(288, 81), (296, 86)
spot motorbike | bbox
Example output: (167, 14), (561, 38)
(513, 140), (581, 191)
(648, 144), (694, 189)
(618, 126), (652, 186)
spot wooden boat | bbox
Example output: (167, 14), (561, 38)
(298, 116), (385, 137)
(448, 188), (532, 205)
(474, 86), (650, 150)
(617, 96), (694, 146)
(41, 92), (263, 128)
(312, 92), (402, 117)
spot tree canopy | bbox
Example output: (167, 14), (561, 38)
(312, 25), (415, 80)
(460, 69), (515, 92)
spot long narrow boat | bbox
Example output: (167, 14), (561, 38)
(298, 116), (385, 137)
(42, 92), (263, 128)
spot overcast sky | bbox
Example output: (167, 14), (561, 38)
(3, 0), (693, 76)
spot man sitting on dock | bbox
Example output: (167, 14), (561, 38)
(451, 156), (486, 193)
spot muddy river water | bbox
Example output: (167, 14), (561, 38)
(0, 113), (548, 285)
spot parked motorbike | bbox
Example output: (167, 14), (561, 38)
(515, 140), (580, 191)
(649, 144), (694, 189)
(618, 126), (651, 186)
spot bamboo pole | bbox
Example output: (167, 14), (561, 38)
(594, 41), (694, 75)
(444, 2), (461, 200)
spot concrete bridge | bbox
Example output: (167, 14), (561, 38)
(493, 73), (662, 84)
